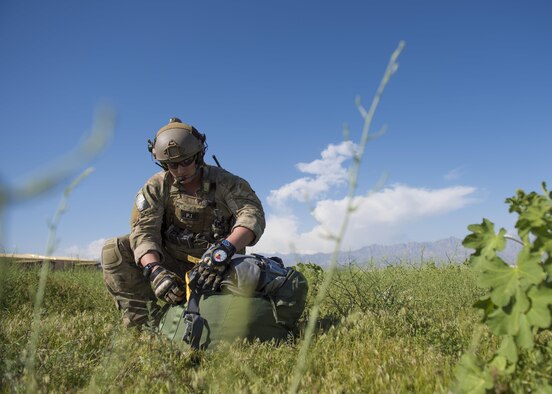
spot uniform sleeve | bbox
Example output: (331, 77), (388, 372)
(217, 173), (266, 246)
(129, 172), (167, 264)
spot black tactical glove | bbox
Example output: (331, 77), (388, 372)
(196, 239), (236, 291)
(145, 263), (186, 304)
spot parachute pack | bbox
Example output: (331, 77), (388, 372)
(158, 254), (308, 350)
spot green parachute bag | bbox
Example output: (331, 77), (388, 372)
(158, 254), (308, 350)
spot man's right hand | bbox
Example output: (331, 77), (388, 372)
(149, 265), (186, 304)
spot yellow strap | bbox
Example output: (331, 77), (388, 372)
(185, 254), (201, 300)
(185, 271), (192, 301)
(186, 254), (201, 264)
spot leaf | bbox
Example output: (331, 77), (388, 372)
(478, 260), (517, 307)
(487, 296), (526, 336)
(515, 313), (534, 350)
(487, 306), (518, 336)
(507, 188), (552, 247)
(515, 287), (530, 313)
(470, 254), (493, 272)
(496, 335), (518, 364)
(488, 355), (507, 372)
(464, 219), (507, 259)
(477, 249), (544, 307)
(527, 286), (552, 328)
(544, 258), (552, 279)
(454, 353), (494, 394)
(514, 192), (552, 239)
(473, 294), (495, 318)
(516, 247), (546, 287)
(488, 354), (515, 375)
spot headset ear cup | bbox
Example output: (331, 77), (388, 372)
(200, 142), (207, 165)
(192, 127), (207, 165)
(191, 127), (206, 144)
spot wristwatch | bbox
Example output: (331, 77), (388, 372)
(143, 262), (160, 279)
(210, 239), (237, 266)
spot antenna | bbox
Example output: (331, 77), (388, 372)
(212, 155), (222, 168)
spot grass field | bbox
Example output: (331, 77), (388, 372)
(0, 259), (548, 393)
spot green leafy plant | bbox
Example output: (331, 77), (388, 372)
(455, 182), (552, 393)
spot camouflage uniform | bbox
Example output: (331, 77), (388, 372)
(102, 165), (265, 327)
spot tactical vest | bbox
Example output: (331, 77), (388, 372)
(163, 167), (232, 261)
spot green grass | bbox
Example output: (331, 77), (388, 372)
(1, 260), (547, 393)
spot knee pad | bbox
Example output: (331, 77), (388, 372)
(101, 237), (123, 269)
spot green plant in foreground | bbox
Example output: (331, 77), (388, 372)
(0, 107), (115, 246)
(0, 108), (115, 392)
(23, 169), (94, 392)
(455, 183), (552, 393)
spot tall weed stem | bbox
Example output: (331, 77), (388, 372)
(289, 41), (405, 393)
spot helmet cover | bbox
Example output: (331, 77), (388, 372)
(151, 118), (206, 164)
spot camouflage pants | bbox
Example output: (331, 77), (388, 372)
(101, 234), (194, 328)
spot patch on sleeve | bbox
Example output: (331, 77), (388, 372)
(135, 193), (149, 212)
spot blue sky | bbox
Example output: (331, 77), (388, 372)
(1, 1), (551, 258)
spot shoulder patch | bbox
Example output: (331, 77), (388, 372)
(135, 193), (149, 212)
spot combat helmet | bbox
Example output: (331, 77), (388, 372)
(148, 118), (207, 168)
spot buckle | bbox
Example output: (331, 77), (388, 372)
(182, 312), (195, 344)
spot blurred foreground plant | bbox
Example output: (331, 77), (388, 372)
(0, 107), (115, 391)
(0, 107), (115, 245)
(23, 168), (97, 391)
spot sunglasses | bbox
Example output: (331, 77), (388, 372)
(165, 155), (196, 170)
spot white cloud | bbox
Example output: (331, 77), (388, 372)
(267, 141), (356, 206)
(61, 238), (106, 260)
(252, 184), (477, 254)
(256, 140), (479, 254)
(444, 166), (464, 181)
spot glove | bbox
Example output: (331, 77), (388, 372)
(146, 263), (186, 304)
(196, 239), (236, 291)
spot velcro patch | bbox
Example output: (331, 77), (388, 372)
(135, 193), (149, 212)
(180, 210), (199, 221)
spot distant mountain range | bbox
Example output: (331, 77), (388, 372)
(263, 236), (523, 267)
